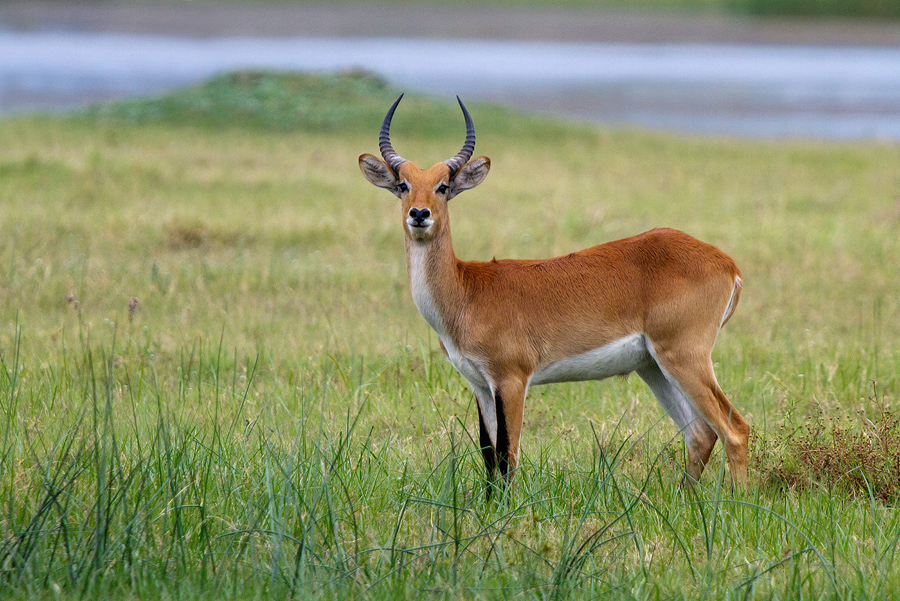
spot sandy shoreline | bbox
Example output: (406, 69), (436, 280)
(3, 1), (900, 46)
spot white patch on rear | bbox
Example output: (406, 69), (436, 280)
(407, 241), (497, 443)
(720, 276), (741, 327)
(531, 334), (650, 385)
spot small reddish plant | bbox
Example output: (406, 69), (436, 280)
(756, 384), (900, 503)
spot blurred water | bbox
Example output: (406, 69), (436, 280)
(2, 32), (900, 139)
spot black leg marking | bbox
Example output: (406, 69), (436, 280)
(477, 402), (497, 500)
(495, 390), (510, 480)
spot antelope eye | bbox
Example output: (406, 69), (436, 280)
(398, 182), (409, 193)
(436, 183), (449, 194)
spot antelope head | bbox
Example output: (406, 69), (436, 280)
(359, 94), (491, 242)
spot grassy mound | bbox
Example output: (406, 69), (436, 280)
(81, 70), (552, 140)
(84, 70), (406, 131)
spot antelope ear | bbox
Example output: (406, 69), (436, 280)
(359, 154), (399, 193)
(449, 157), (490, 198)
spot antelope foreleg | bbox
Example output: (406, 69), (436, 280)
(476, 402), (498, 499)
(495, 376), (528, 485)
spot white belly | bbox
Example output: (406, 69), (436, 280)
(531, 334), (651, 385)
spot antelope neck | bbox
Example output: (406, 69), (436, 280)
(405, 231), (463, 339)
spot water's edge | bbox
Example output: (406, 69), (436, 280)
(3, 32), (900, 139)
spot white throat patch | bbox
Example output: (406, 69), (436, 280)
(407, 241), (445, 336)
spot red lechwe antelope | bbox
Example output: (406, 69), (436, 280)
(359, 95), (749, 494)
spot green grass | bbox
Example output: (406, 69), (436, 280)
(1, 71), (900, 600)
(732, 0), (900, 18)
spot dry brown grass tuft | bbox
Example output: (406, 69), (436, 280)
(165, 218), (208, 249)
(755, 385), (900, 503)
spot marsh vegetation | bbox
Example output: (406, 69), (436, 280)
(1, 72), (899, 599)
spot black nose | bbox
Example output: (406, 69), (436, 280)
(409, 208), (431, 221)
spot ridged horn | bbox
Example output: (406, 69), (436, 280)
(443, 96), (475, 177)
(379, 94), (408, 175)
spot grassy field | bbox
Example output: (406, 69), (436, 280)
(1, 72), (899, 600)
